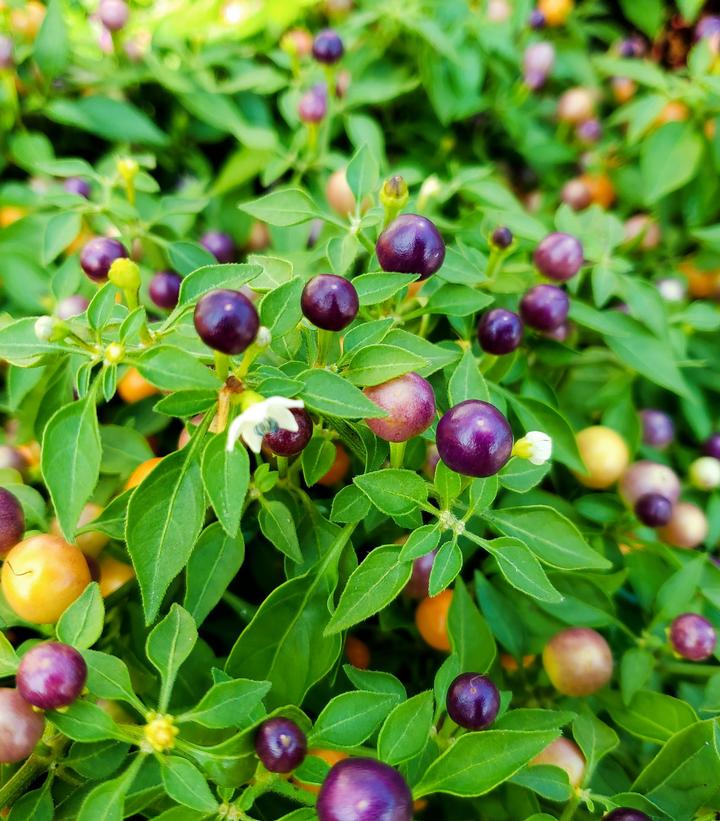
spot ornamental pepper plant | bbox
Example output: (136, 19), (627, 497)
(1, 1), (720, 820)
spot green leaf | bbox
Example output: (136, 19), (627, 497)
(302, 437), (336, 487)
(353, 273), (417, 306)
(572, 712), (619, 776)
(607, 690), (698, 744)
(485, 538), (564, 603)
(310, 690), (397, 746)
(183, 523), (245, 627)
(485, 506), (611, 570)
(326, 545), (411, 634)
(259, 500), (302, 562)
(346, 144), (379, 201)
(0, 632), (19, 677)
(100, 425), (154, 476)
(82, 650), (146, 713)
(154, 390), (218, 418)
(41, 393), (102, 542)
(177, 263), (261, 305)
(425, 284), (493, 316)
(201, 434), (249, 538)
(345, 344), (427, 387)
(43, 212), (81, 264)
(399, 524), (442, 561)
(260, 277), (304, 336)
(137, 346), (221, 391)
(56, 583), (104, 649)
(330, 484), (373, 523)
(414, 730), (559, 797)
(179, 678), (270, 728)
(33, 0), (70, 78)
(146, 604), (198, 710)
(378, 690), (434, 765)
(299, 369), (387, 419)
(354, 469), (429, 517)
(618, 0), (665, 37)
(641, 122), (703, 203)
(428, 541), (463, 596)
(161, 757), (218, 813)
(448, 349), (489, 404)
(7, 785), (53, 821)
(87, 283), (119, 331)
(239, 188), (321, 226)
(76, 754), (144, 821)
(126, 449), (206, 623)
(509, 765), (572, 803)
(47, 97), (168, 146)
(448, 581), (496, 673)
(49, 700), (122, 743)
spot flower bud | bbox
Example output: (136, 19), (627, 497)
(380, 175), (409, 208)
(143, 713), (178, 753)
(116, 157), (139, 182)
(104, 343), (125, 366)
(34, 316), (68, 343)
(108, 258), (141, 290)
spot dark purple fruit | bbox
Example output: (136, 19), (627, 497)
(254, 717), (307, 773)
(17, 642), (87, 710)
(703, 432), (720, 460)
(200, 231), (236, 264)
(99, 0), (129, 31)
(446, 673), (500, 730)
(376, 214), (445, 279)
(0, 488), (24, 556)
(520, 284), (569, 331)
(0, 688), (44, 763)
(640, 409), (674, 449)
(477, 308), (523, 355)
(533, 232), (584, 281)
(602, 811), (651, 821)
(193, 289), (259, 355)
(317, 758), (413, 821)
(63, 178), (91, 199)
(364, 372), (436, 443)
(670, 613), (717, 661)
(80, 237), (128, 283)
(149, 270), (182, 310)
(301, 274), (359, 332)
(436, 400), (513, 477)
(263, 408), (313, 456)
(528, 9), (546, 28)
(404, 550), (437, 598)
(634, 493), (672, 527)
(312, 29), (344, 64)
(491, 226), (513, 249)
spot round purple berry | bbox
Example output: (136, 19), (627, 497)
(576, 118), (602, 144)
(301, 274), (358, 332)
(17, 642), (87, 710)
(640, 409), (674, 449)
(491, 226), (513, 249)
(56, 295), (89, 320)
(376, 214), (445, 279)
(446, 673), (500, 730)
(200, 231), (236, 264)
(602, 811), (651, 821)
(670, 613), (717, 661)
(703, 433), (720, 460)
(80, 237), (128, 283)
(0, 488), (24, 556)
(63, 177), (91, 199)
(529, 9), (546, 28)
(254, 717), (307, 773)
(317, 758), (412, 821)
(404, 550), (437, 598)
(193, 289), (259, 355)
(149, 270), (182, 310)
(298, 84), (328, 123)
(477, 309), (523, 355)
(99, 0), (129, 31)
(263, 408), (313, 457)
(436, 400), (513, 478)
(534, 232), (584, 281)
(364, 372), (436, 443)
(0, 689), (45, 764)
(634, 493), (673, 527)
(0, 35), (13, 70)
(520, 284), (569, 331)
(312, 29), (344, 64)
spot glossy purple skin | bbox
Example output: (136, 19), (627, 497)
(528, 9), (546, 28)
(263, 408), (313, 456)
(17, 642), (87, 710)
(703, 433), (720, 459)
(404, 550), (437, 598)
(254, 717), (307, 773)
(446, 673), (500, 730)
(520, 284), (569, 331)
(56, 295), (89, 320)
(436, 400), (513, 478)
(312, 29), (344, 64)
(534, 232), (584, 281)
(640, 409), (674, 449)
(477, 309), (523, 355)
(0, 488), (24, 556)
(80, 237), (128, 283)
(301, 274), (359, 331)
(0, 689), (44, 764)
(193, 289), (259, 355)
(298, 85), (328, 123)
(364, 372), (436, 443)
(200, 231), (236, 264)
(149, 270), (182, 310)
(376, 214), (445, 279)
(634, 493), (672, 527)
(670, 613), (717, 661)
(491, 226), (513, 249)
(63, 177), (91, 199)
(0, 35), (13, 69)
(602, 811), (651, 821)
(317, 758), (413, 821)
(99, 0), (129, 31)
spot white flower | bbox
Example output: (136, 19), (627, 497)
(34, 316), (56, 341)
(226, 396), (305, 454)
(513, 431), (553, 465)
(689, 456), (720, 491)
(656, 278), (686, 303)
(255, 326), (272, 348)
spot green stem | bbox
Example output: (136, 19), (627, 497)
(389, 441), (407, 469)
(276, 456), (289, 479)
(214, 351), (230, 381)
(484, 246), (504, 283)
(315, 329), (332, 367)
(235, 342), (263, 379)
(0, 734), (68, 810)
(662, 661), (720, 677)
(267, 778), (317, 806)
(356, 231), (376, 256)
(559, 796), (580, 821)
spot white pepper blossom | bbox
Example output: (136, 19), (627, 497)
(513, 431), (553, 465)
(226, 396), (305, 454)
